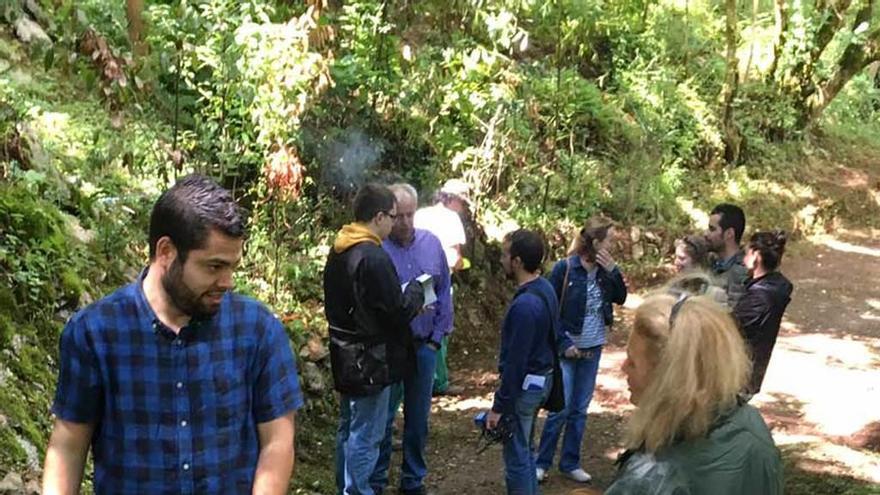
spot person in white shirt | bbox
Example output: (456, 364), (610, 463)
(414, 179), (469, 395)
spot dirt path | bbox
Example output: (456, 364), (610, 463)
(387, 232), (880, 494)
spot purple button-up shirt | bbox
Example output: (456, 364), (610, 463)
(382, 229), (453, 344)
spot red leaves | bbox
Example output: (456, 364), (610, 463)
(78, 29), (129, 92)
(264, 143), (305, 201)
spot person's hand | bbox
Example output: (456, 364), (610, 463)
(487, 411), (502, 430)
(564, 346), (581, 359)
(404, 280), (425, 306)
(596, 249), (616, 271)
(427, 341), (441, 352)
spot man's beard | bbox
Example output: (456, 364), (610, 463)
(390, 227), (414, 245)
(161, 258), (222, 319)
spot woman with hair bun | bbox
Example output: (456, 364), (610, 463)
(581, 293), (783, 495)
(734, 230), (793, 396)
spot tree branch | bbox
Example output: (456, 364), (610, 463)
(768, 0), (788, 82)
(720, 0), (741, 164)
(807, 23), (880, 123)
(812, 0), (854, 61)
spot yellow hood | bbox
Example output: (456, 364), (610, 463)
(333, 223), (382, 253)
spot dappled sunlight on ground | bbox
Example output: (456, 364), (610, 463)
(755, 333), (880, 440)
(433, 394), (493, 413)
(590, 347), (635, 416)
(780, 441), (880, 484)
(621, 292), (644, 310)
(822, 238), (880, 257)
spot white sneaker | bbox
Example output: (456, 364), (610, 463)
(563, 468), (592, 483)
(536, 467), (547, 483)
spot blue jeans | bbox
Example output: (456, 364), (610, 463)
(536, 346), (602, 473)
(371, 343), (437, 493)
(335, 386), (391, 495)
(503, 371), (552, 495)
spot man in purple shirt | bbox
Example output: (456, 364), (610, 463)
(371, 183), (453, 495)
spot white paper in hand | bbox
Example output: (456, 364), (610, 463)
(416, 274), (437, 307)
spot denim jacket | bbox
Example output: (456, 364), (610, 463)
(548, 256), (627, 347)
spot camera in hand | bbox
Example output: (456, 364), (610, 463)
(473, 411), (513, 453)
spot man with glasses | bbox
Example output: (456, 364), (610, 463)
(325, 183), (425, 495)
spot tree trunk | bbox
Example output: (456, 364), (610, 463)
(720, 0), (741, 164)
(805, 27), (880, 124)
(787, 0), (852, 97)
(126, 0), (146, 57)
(873, 61), (880, 110)
(802, 1), (879, 125)
(768, 0), (788, 82)
(744, 0), (759, 80)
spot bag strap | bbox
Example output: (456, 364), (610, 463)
(524, 287), (559, 355)
(557, 257), (572, 317)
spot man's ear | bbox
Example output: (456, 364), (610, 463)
(154, 236), (178, 267)
(723, 228), (735, 243)
(511, 255), (523, 271)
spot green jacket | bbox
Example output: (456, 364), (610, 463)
(605, 403), (783, 495)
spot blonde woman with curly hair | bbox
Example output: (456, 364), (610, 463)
(582, 293), (783, 495)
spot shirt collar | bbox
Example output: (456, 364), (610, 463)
(713, 250), (744, 272)
(133, 267), (214, 341)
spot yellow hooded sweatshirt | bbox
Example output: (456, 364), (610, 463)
(333, 223), (382, 253)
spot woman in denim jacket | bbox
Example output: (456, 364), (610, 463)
(535, 217), (627, 483)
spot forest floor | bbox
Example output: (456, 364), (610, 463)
(384, 230), (880, 495)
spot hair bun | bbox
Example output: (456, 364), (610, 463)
(772, 230), (787, 249)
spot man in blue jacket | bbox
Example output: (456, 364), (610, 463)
(487, 229), (558, 495)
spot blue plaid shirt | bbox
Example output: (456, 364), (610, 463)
(51, 273), (304, 494)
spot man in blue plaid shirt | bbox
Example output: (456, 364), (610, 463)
(42, 174), (304, 494)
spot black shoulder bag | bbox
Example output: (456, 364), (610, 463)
(526, 285), (565, 413)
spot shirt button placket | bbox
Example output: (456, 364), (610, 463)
(174, 338), (194, 495)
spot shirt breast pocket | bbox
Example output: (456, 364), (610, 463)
(212, 366), (249, 429)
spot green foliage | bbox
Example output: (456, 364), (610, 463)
(2, 0), (880, 486)
(144, 0), (328, 179)
(823, 72), (880, 137)
(0, 180), (80, 308)
(0, 425), (28, 468)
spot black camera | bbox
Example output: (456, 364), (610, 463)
(473, 411), (514, 453)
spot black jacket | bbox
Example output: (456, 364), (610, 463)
(324, 241), (423, 396)
(733, 271), (793, 394)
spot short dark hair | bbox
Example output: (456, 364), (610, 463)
(353, 183), (395, 222)
(711, 203), (746, 244)
(505, 229), (544, 273)
(149, 174), (247, 261)
(748, 231), (787, 271)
